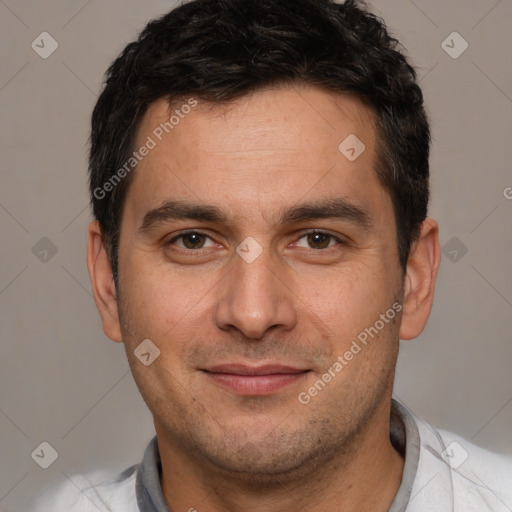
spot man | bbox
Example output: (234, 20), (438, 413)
(31, 0), (512, 510)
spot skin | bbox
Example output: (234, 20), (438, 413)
(87, 84), (441, 512)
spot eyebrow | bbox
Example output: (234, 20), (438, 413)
(138, 198), (372, 233)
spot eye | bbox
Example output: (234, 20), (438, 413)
(295, 231), (342, 250)
(167, 231), (215, 250)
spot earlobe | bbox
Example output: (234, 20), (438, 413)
(399, 218), (441, 341)
(87, 221), (123, 343)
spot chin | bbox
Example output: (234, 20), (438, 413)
(198, 426), (344, 486)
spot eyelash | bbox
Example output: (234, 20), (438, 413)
(165, 230), (344, 252)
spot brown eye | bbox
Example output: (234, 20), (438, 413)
(294, 231), (340, 250)
(181, 233), (206, 249)
(168, 232), (213, 250)
(306, 232), (333, 249)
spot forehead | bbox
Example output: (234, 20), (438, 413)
(125, 85), (387, 224)
(138, 85), (376, 155)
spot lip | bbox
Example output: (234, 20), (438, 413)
(202, 364), (310, 395)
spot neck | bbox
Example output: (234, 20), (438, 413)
(156, 399), (404, 512)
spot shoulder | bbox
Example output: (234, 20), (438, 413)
(29, 465), (139, 512)
(436, 427), (512, 506)
(414, 415), (512, 511)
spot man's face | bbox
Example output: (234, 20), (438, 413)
(115, 86), (404, 476)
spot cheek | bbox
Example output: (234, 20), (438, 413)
(297, 271), (400, 384)
(299, 265), (393, 339)
(121, 254), (218, 345)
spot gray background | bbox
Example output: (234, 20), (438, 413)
(0, 0), (511, 510)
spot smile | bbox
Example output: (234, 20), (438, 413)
(202, 364), (311, 395)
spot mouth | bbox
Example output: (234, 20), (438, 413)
(201, 364), (311, 396)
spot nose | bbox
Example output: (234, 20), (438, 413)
(214, 247), (298, 340)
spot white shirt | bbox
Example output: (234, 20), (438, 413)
(30, 400), (512, 511)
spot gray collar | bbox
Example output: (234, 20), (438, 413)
(136, 436), (170, 512)
(136, 399), (420, 512)
(388, 400), (421, 511)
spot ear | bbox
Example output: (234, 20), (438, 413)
(86, 220), (123, 343)
(399, 218), (441, 340)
